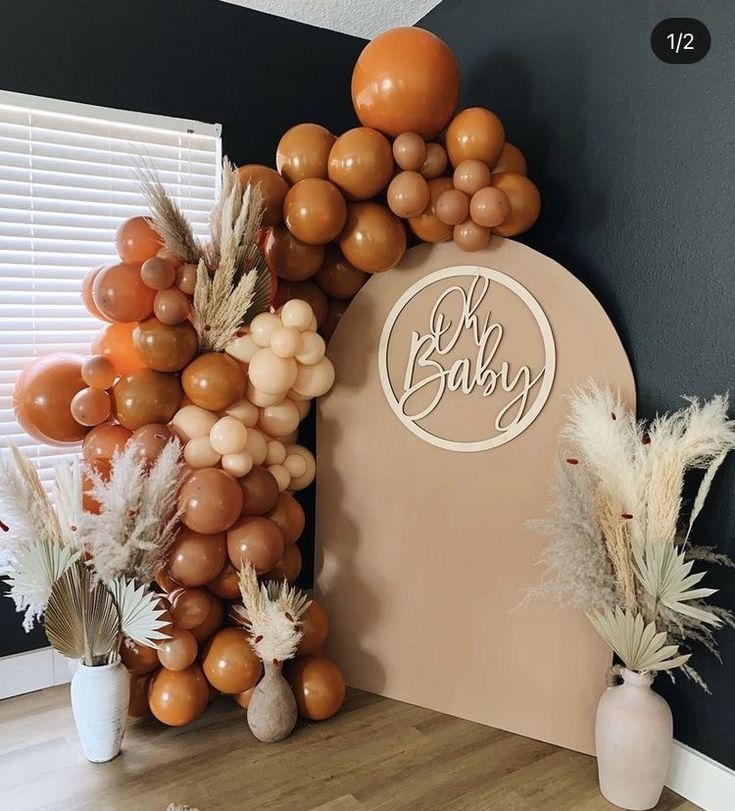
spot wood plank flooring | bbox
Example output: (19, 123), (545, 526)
(0, 685), (699, 811)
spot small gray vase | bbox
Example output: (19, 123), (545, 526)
(247, 661), (297, 743)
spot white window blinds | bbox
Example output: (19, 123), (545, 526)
(0, 91), (221, 486)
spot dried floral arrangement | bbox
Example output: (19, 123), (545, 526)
(532, 384), (735, 687)
(0, 442), (181, 665)
(234, 562), (311, 665)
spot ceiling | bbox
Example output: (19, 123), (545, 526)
(219, 0), (442, 39)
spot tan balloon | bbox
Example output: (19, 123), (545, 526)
(493, 142), (528, 175)
(110, 369), (182, 431)
(268, 493), (305, 545)
(171, 404), (218, 443)
(240, 466), (280, 516)
(81, 355), (116, 390)
(283, 179), (347, 245)
(258, 399), (300, 437)
(221, 452), (254, 477)
(268, 464), (291, 492)
(226, 333), (260, 364)
(339, 203), (407, 274)
(223, 398), (259, 427)
(408, 177), (454, 243)
(295, 331), (326, 366)
(153, 288), (191, 326)
(387, 171), (431, 219)
(248, 348), (298, 395)
(292, 356), (335, 398)
(179, 468), (243, 533)
(453, 219), (491, 251)
(445, 107), (505, 168)
(285, 444), (316, 491)
(453, 159), (493, 196)
(419, 142), (448, 179)
(130, 423), (173, 467)
(275, 281), (329, 329)
(284, 453), (307, 479)
(392, 132), (426, 172)
(249, 313), (282, 348)
(170, 587), (211, 630)
(141, 256), (176, 291)
(183, 436), (221, 469)
(70, 387), (111, 427)
(266, 543), (303, 583)
(209, 416), (248, 455)
(470, 186), (511, 228)
(244, 426), (268, 466)
(157, 627), (198, 671)
(491, 172), (541, 237)
(276, 123), (336, 184)
(328, 127), (394, 201)
(264, 224), (324, 283)
(435, 189), (470, 226)
(175, 263), (198, 295)
(266, 439), (287, 466)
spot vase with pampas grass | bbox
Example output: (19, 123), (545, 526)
(234, 562), (311, 742)
(532, 384), (735, 810)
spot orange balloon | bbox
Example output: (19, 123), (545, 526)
(110, 368), (182, 431)
(115, 216), (163, 263)
(133, 318), (198, 372)
(435, 189), (470, 226)
(128, 673), (151, 717)
(154, 288), (191, 326)
(120, 636), (159, 675)
(387, 171), (431, 219)
(202, 627), (262, 694)
(206, 562), (241, 600)
(297, 600), (329, 656)
(321, 298), (348, 341)
(155, 566), (182, 593)
(170, 587), (211, 630)
(453, 219), (491, 251)
(13, 354), (88, 444)
(491, 173), (541, 237)
(83, 423), (131, 477)
(470, 186), (510, 228)
(236, 165), (289, 227)
(276, 123), (336, 185)
(70, 387), (111, 427)
(351, 27), (460, 139)
(445, 107), (506, 168)
(182, 352), (245, 412)
(328, 128), (394, 201)
(283, 179), (347, 245)
(392, 132), (426, 172)
(233, 685), (256, 709)
(130, 422), (173, 468)
(419, 142), (448, 180)
(240, 465), (280, 516)
(179, 468), (244, 534)
(408, 177), (454, 243)
(92, 262), (156, 323)
(140, 256), (176, 291)
(339, 202), (406, 273)
(148, 664), (209, 726)
(226, 516), (284, 574)
(157, 627), (198, 671)
(81, 355), (116, 390)
(189, 591), (225, 642)
(285, 656), (346, 721)
(90, 321), (145, 377)
(81, 265), (113, 322)
(264, 224), (324, 282)
(493, 142), (528, 176)
(265, 543), (302, 583)
(274, 280), (329, 329)
(314, 247), (368, 300)
(268, 493), (305, 545)
(168, 528), (227, 587)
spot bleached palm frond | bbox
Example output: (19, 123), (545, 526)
(588, 607), (690, 672)
(53, 457), (84, 548)
(633, 540), (721, 626)
(107, 577), (171, 648)
(45, 560), (121, 665)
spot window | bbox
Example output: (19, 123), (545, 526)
(0, 91), (221, 486)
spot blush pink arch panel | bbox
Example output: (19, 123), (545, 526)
(315, 238), (635, 754)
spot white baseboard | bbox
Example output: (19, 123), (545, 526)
(0, 647), (74, 700)
(666, 740), (735, 811)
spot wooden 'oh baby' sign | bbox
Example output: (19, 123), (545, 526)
(316, 239), (635, 754)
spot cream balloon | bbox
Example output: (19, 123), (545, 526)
(294, 332), (326, 366)
(269, 327), (303, 359)
(281, 300), (314, 331)
(226, 334), (260, 364)
(266, 440), (287, 466)
(249, 313), (282, 347)
(268, 464), (291, 492)
(246, 381), (285, 407)
(209, 416), (248, 455)
(248, 349), (298, 396)
(258, 400), (300, 437)
(284, 453), (307, 479)
(307, 315), (318, 332)
(221, 452), (254, 477)
(292, 356), (335, 398)
(287, 388), (311, 403)
(184, 436), (222, 469)
(244, 427), (268, 466)
(223, 398), (259, 427)
(171, 405), (218, 443)
(285, 444), (316, 490)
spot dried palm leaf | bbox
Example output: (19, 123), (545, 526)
(107, 577), (171, 648)
(45, 560), (120, 665)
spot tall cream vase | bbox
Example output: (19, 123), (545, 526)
(70, 661), (130, 762)
(595, 668), (673, 810)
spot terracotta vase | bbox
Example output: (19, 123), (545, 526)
(70, 661), (130, 762)
(247, 660), (297, 743)
(595, 667), (673, 810)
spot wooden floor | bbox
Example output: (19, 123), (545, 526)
(0, 685), (698, 811)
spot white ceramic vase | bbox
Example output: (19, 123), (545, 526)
(595, 667), (673, 810)
(70, 661), (130, 763)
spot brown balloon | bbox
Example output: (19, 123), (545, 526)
(148, 664), (209, 726)
(435, 189), (470, 226)
(154, 288), (191, 326)
(168, 528), (227, 588)
(120, 635), (159, 675)
(92, 262), (156, 323)
(14, 354), (88, 444)
(70, 387), (111, 427)
(170, 587), (212, 630)
(236, 165), (289, 227)
(491, 173), (541, 237)
(408, 177), (454, 243)
(233, 685), (256, 709)
(266, 543), (302, 583)
(328, 127), (394, 201)
(297, 600), (329, 656)
(176, 263), (198, 295)
(179, 468), (244, 534)
(453, 219), (491, 252)
(268, 493), (305, 545)
(81, 265), (113, 322)
(264, 224), (324, 282)
(83, 423), (131, 477)
(189, 591), (225, 642)
(133, 318), (198, 373)
(276, 123), (336, 185)
(419, 142), (448, 180)
(240, 465), (280, 516)
(351, 27), (460, 139)
(453, 159), (493, 196)
(470, 186), (511, 228)
(445, 107), (506, 168)
(285, 656), (346, 721)
(392, 132), (426, 172)
(90, 322), (145, 378)
(273, 279), (329, 329)
(115, 216), (162, 264)
(182, 352), (245, 411)
(227, 516), (284, 574)
(314, 247), (368, 300)
(130, 423), (172, 468)
(155, 566), (182, 593)
(321, 298), (348, 341)
(141, 256), (176, 291)
(339, 202), (406, 274)
(128, 673), (151, 717)
(387, 171), (431, 219)
(110, 368), (182, 431)
(493, 142), (528, 176)
(202, 627), (262, 694)
(283, 179), (347, 245)
(206, 562), (241, 601)
(157, 627), (198, 672)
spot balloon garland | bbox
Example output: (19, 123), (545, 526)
(11, 26), (540, 730)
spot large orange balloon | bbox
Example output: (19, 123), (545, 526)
(128, 673), (151, 717)
(273, 280), (329, 329)
(189, 591), (225, 642)
(328, 128), (394, 201)
(90, 321), (145, 378)
(115, 216), (163, 263)
(168, 528), (227, 587)
(283, 179), (347, 246)
(206, 562), (241, 600)
(408, 176), (454, 243)
(92, 262), (156, 323)
(202, 627), (262, 694)
(13, 354), (88, 444)
(157, 627), (198, 672)
(120, 636), (159, 675)
(226, 516), (284, 574)
(179, 468), (243, 534)
(264, 224), (324, 282)
(148, 664), (209, 726)
(297, 600), (329, 656)
(491, 173), (541, 237)
(493, 142), (528, 176)
(83, 423), (132, 477)
(276, 123), (336, 185)
(81, 265), (113, 322)
(314, 247), (368, 300)
(445, 107), (506, 169)
(182, 352), (245, 412)
(339, 203), (406, 273)
(268, 494), (305, 545)
(285, 656), (346, 721)
(133, 318), (198, 373)
(351, 27), (460, 139)
(236, 165), (289, 227)
(240, 465), (280, 516)
(110, 368), (182, 430)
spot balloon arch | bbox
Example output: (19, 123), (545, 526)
(12, 27), (541, 727)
